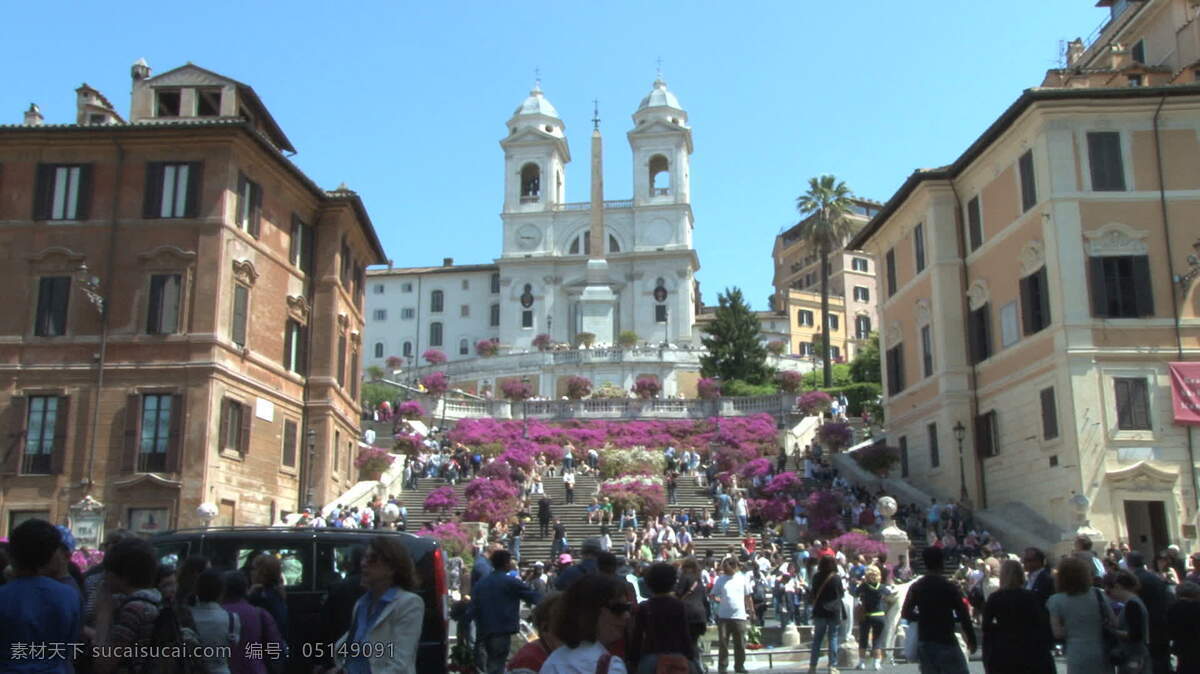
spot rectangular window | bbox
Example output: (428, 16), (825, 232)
(1020, 266), (1052, 335)
(1114, 377), (1152, 430)
(967, 196), (983, 252)
(1000, 301), (1020, 347)
(289, 217), (313, 274)
(886, 344), (905, 396)
(349, 351), (359, 401)
(851, 257), (869, 272)
(1089, 255), (1153, 318)
(921, 324), (934, 377)
(373, 284), (384, 294)
(490, 273), (501, 294)
(855, 315), (871, 340)
(828, 314), (839, 331)
(373, 309), (387, 321)
(853, 286), (870, 302)
(283, 320), (306, 374)
(1087, 132), (1126, 191)
(138, 394), (173, 473)
(282, 419), (298, 468)
(1019, 150), (1037, 211)
(461, 305), (470, 317)
(1040, 387), (1059, 440)
(1131, 39), (1145, 64)
(459, 339), (469, 356)
(22, 395), (64, 475)
(655, 304), (668, 323)
(146, 274), (182, 335)
(490, 303), (500, 327)
(236, 173), (262, 237)
(885, 248), (897, 297)
(219, 399), (249, 454)
(156, 90), (181, 116)
(34, 164), (91, 221)
(521, 310), (533, 328)
(196, 88), (221, 117)
(968, 303), (992, 364)
(231, 284), (249, 347)
(797, 310), (813, 327)
(373, 342), (383, 359)
(976, 410), (999, 457)
(339, 238), (351, 287)
(899, 437), (909, 478)
(333, 430), (340, 474)
(430, 290), (444, 313)
(830, 345), (841, 360)
(336, 333), (347, 387)
(401, 283), (413, 293)
(429, 322), (443, 347)
(143, 162), (201, 219)
(34, 276), (71, 337)
(461, 279), (470, 290)
(928, 423), (940, 468)
(800, 342), (814, 356)
(913, 223), (926, 273)
(401, 308), (415, 320)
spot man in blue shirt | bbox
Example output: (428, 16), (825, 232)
(0, 518), (82, 674)
(466, 549), (540, 674)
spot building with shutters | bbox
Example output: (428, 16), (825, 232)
(0, 60), (385, 538)
(846, 0), (1200, 557)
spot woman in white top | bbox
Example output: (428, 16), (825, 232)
(540, 573), (630, 673)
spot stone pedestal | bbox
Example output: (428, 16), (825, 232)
(878, 495), (911, 566)
(779, 624), (801, 648)
(580, 260), (616, 345)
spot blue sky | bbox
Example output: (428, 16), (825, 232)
(3, 2), (1106, 309)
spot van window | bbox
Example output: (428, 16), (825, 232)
(316, 541), (368, 590)
(204, 540), (312, 590)
(155, 541), (190, 569)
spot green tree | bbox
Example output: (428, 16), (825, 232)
(700, 287), (772, 385)
(365, 365), (385, 382)
(848, 332), (881, 383)
(795, 175), (857, 388)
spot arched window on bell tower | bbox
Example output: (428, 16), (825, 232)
(649, 155), (670, 196)
(520, 163), (541, 202)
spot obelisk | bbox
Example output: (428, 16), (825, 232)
(579, 101), (616, 345)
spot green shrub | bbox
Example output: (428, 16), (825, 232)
(803, 363), (852, 388)
(819, 382), (882, 416)
(722, 379), (779, 397)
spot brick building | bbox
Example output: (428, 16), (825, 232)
(0, 61), (385, 539)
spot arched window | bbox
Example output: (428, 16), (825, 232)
(520, 163), (540, 200)
(430, 289), (444, 313)
(402, 341), (413, 358)
(429, 322), (443, 347)
(649, 154), (670, 195)
(568, 232), (621, 255)
(373, 342), (383, 358)
(609, 234), (620, 253)
(459, 338), (469, 355)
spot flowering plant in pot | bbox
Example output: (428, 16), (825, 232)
(423, 486), (459, 513)
(500, 378), (533, 401)
(422, 349), (447, 365)
(565, 376), (592, 400)
(778, 370), (805, 394)
(355, 447), (395, 479)
(829, 531), (889, 559)
(749, 497), (796, 523)
(697, 377), (722, 400)
(392, 432), (425, 455)
(576, 332), (596, 348)
(632, 377), (660, 400)
(385, 355), (403, 370)
(796, 390), (832, 415)
(766, 340), (786, 355)
(852, 443), (900, 476)
(421, 371), (449, 397)
(416, 520), (473, 561)
(816, 420), (854, 452)
(396, 400), (425, 420)
(739, 457), (773, 480)
(475, 339), (499, 357)
(531, 333), (552, 351)
(617, 330), (639, 348)
(592, 382), (626, 399)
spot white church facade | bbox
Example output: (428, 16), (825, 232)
(364, 77), (703, 392)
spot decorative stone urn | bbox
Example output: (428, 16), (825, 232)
(878, 495), (911, 568)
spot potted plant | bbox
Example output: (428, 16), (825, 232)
(632, 377), (660, 400)
(565, 375), (592, 400)
(576, 332), (596, 349)
(475, 339), (499, 357)
(500, 378), (533, 401)
(816, 420), (854, 452)
(796, 390), (832, 414)
(697, 377), (722, 400)
(617, 330), (639, 348)
(532, 333), (552, 351)
(422, 349), (448, 365)
(778, 370), (805, 394)
(396, 400), (425, 420)
(421, 371), (449, 397)
(385, 355), (403, 371)
(355, 447), (395, 481)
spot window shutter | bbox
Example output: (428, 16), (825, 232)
(1132, 380), (1150, 430)
(218, 400), (231, 452)
(297, 324), (308, 376)
(249, 183), (262, 239)
(1036, 268), (1051, 329)
(1088, 256), (1109, 317)
(33, 164), (54, 220)
(1019, 275), (1035, 336)
(1040, 388), (1059, 440)
(238, 402), (252, 454)
(147, 275), (163, 334)
(122, 394), (140, 472)
(236, 174), (247, 228)
(49, 396), (70, 474)
(302, 222), (315, 276)
(184, 162), (203, 218)
(1131, 256), (1154, 317)
(283, 321), (294, 372)
(289, 216), (300, 263)
(143, 163), (164, 219)
(2, 396), (27, 474)
(166, 393), (184, 472)
(74, 165), (94, 221)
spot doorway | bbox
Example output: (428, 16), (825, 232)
(1123, 500), (1169, 560)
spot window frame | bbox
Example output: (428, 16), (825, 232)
(521, 310), (533, 329)
(218, 398), (250, 456)
(281, 419), (299, 470)
(138, 393), (174, 473)
(797, 309), (813, 327)
(283, 319), (306, 375)
(920, 323), (934, 378)
(885, 248), (897, 297)
(230, 283), (250, 348)
(853, 286), (870, 303)
(400, 308), (415, 320)
(966, 196), (983, 252)
(235, 173), (263, 238)
(1040, 386), (1060, 440)
(34, 276), (71, 338)
(655, 304), (668, 323)
(1020, 266), (1052, 335)
(490, 303), (500, 327)
(899, 436), (909, 478)
(1114, 377), (1152, 431)
(21, 394), (68, 475)
(968, 303), (992, 364)
(430, 290), (444, 313)
(854, 315), (871, 340)
(913, 223), (926, 274)
(1087, 131), (1127, 192)
(975, 410), (999, 458)
(928, 423), (940, 469)
(1089, 255), (1153, 318)
(429, 322), (443, 347)
(1019, 150), (1037, 212)
(851, 257), (869, 273)
(289, 216), (313, 274)
(146, 273), (183, 335)
(490, 273), (501, 294)
(34, 163), (92, 221)
(336, 333), (347, 387)
(886, 343), (905, 396)
(143, 162), (201, 220)
(373, 309), (387, 321)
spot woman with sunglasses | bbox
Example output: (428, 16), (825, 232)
(331, 536), (423, 674)
(541, 573), (632, 673)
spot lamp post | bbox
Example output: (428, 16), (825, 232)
(953, 421), (968, 503)
(75, 264), (106, 495)
(305, 428), (317, 510)
(522, 375), (531, 439)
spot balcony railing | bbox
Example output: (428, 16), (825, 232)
(427, 392), (797, 422)
(557, 199), (634, 212)
(652, 188), (670, 196)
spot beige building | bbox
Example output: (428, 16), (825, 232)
(772, 198), (880, 360)
(848, 0), (1200, 557)
(0, 61), (384, 538)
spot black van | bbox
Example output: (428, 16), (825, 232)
(151, 527), (447, 674)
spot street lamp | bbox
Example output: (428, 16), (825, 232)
(305, 428), (317, 510)
(75, 264), (106, 495)
(953, 421), (968, 503)
(521, 375), (531, 439)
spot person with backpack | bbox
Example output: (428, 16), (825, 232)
(191, 569), (240, 674)
(93, 537), (172, 674)
(221, 571), (285, 674)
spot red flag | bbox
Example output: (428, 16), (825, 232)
(1168, 362), (1200, 426)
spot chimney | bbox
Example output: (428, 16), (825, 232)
(1110, 43), (1129, 70)
(443, 257), (454, 267)
(131, 58), (151, 82)
(387, 259), (394, 270)
(23, 103), (43, 126)
(1066, 39), (1085, 67)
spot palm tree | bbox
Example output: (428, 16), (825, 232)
(795, 175), (857, 388)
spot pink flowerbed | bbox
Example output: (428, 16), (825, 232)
(416, 521), (473, 561)
(697, 377), (722, 400)
(423, 486), (458, 513)
(749, 497), (795, 522)
(422, 349), (448, 365)
(421, 371), (449, 396)
(796, 390), (832, 415)
(463, 477), (521, 524)
(599, 478), (666, 517)
(806, 490), (845, 538)
(828, 531), (889, 560)
(739, 457), (772, 479)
